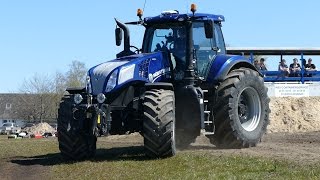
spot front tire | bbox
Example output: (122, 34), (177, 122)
(211, 68), (270, 148)
(143, 89), (176, 158)
(58, 95), (97, 160)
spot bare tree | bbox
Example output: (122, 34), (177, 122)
(18, 74), (56, 122)
(17, 61), (88, 123)
(66, 60), (87, 88)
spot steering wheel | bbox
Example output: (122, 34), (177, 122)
(130, 45), (141, 54)
(168, 42), (174, 50)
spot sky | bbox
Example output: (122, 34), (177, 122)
(1, 0), (320, 92)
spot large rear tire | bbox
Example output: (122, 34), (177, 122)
(143, 89), (176, 158)
(211, 68), (270, 148)
(58, 95), (97, 160)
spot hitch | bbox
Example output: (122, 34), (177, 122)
(96, 104), (112, 136)
(72, 103), (112, 137)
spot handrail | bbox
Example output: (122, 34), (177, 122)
(227, 47), (320, 55)
(226, 48), (320, 84)
(261, 70), (320, 83)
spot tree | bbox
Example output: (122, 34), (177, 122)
(17, 60), (88, 123)
(18, 74), (56, 122)
(66, 60), (87, 88)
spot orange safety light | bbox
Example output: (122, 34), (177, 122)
(191, 3), (197, 14)
(137, 8), (143, 20)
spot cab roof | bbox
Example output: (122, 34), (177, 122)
(144, 12), (225, 24)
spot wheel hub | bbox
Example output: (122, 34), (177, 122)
(237, 87), (262, 132)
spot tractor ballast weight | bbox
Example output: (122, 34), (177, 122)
(57, 5), (270, 160)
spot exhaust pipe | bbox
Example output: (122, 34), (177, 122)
(115, 19), (133, 58)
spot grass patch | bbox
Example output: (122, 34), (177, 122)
(0, 135), (58, 159)
(0, 135), (320, 180)
(52, 151), (320, 180)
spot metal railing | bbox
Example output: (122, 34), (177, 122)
(227, 47), (320, 84)
(261, 70), (320, 83)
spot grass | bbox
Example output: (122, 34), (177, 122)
(1, 135), (320, 180)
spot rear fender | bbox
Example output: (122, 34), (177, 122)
(206, 55), (261, 82)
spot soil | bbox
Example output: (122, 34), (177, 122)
(23, 123), (56, 135)
(0, 160), (49, 180)
(100, 132), (320, 164)
(268, 97), (320, 133)
(190, 132), (320, 164)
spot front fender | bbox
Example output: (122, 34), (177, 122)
(206, 55), (260, 83)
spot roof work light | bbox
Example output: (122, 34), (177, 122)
(137, 8), (143, 20)
(191, 3), (197, 15)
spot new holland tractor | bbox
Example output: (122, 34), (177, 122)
(57, 4), (270, 160)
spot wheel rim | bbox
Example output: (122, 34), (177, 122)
(237, 87), (261, 132)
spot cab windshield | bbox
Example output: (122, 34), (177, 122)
(142, 21), (225, 79)
(143, 24), (187, 79)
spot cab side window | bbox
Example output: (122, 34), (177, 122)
(214, 23), (226, 55)
(193, 22), (216, 77)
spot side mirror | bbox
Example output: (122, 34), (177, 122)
(204, 20), (214, 39)
(115, 27), (122, 46)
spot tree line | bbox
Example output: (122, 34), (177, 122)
(17, 60), (87, 123)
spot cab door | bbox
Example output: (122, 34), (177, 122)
(192, 22), (226, 78)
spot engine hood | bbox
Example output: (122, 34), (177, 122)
(88, 60), (128, 95)
(87, 52), (171, 95)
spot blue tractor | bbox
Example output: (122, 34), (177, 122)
(57, 5), (270, 160)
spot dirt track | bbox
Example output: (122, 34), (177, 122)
(104, 132), (320, 164)
(190, 132), (320, 164)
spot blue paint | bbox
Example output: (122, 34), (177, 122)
(301, 52), (305, 84)
(206, 55), (251, 83)
(88, 52), (172, 95)
(87, 11), (255, 96)
(144, 13), (225, 24)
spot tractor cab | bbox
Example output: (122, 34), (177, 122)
(117, 6), (226, 81)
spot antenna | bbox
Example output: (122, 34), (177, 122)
(143, 0), (147, 12)
(185, 0), (188, 13)
(186, 0), (191, 13)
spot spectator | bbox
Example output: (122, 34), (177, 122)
(278, 59), (290, 77)
(305, 58), (317, 77)
(260, 58), (267, 71)
(253, 59), (260, 70)
(305, 58), (316, 71)
(289, 58), (301, 77)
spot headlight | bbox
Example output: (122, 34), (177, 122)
(105, 69), (118, 92)
(97, 93), (106, 103)
(74, 94), (83, 104)
(118, 64), (135, 85)
(86, 75), (92, 93)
